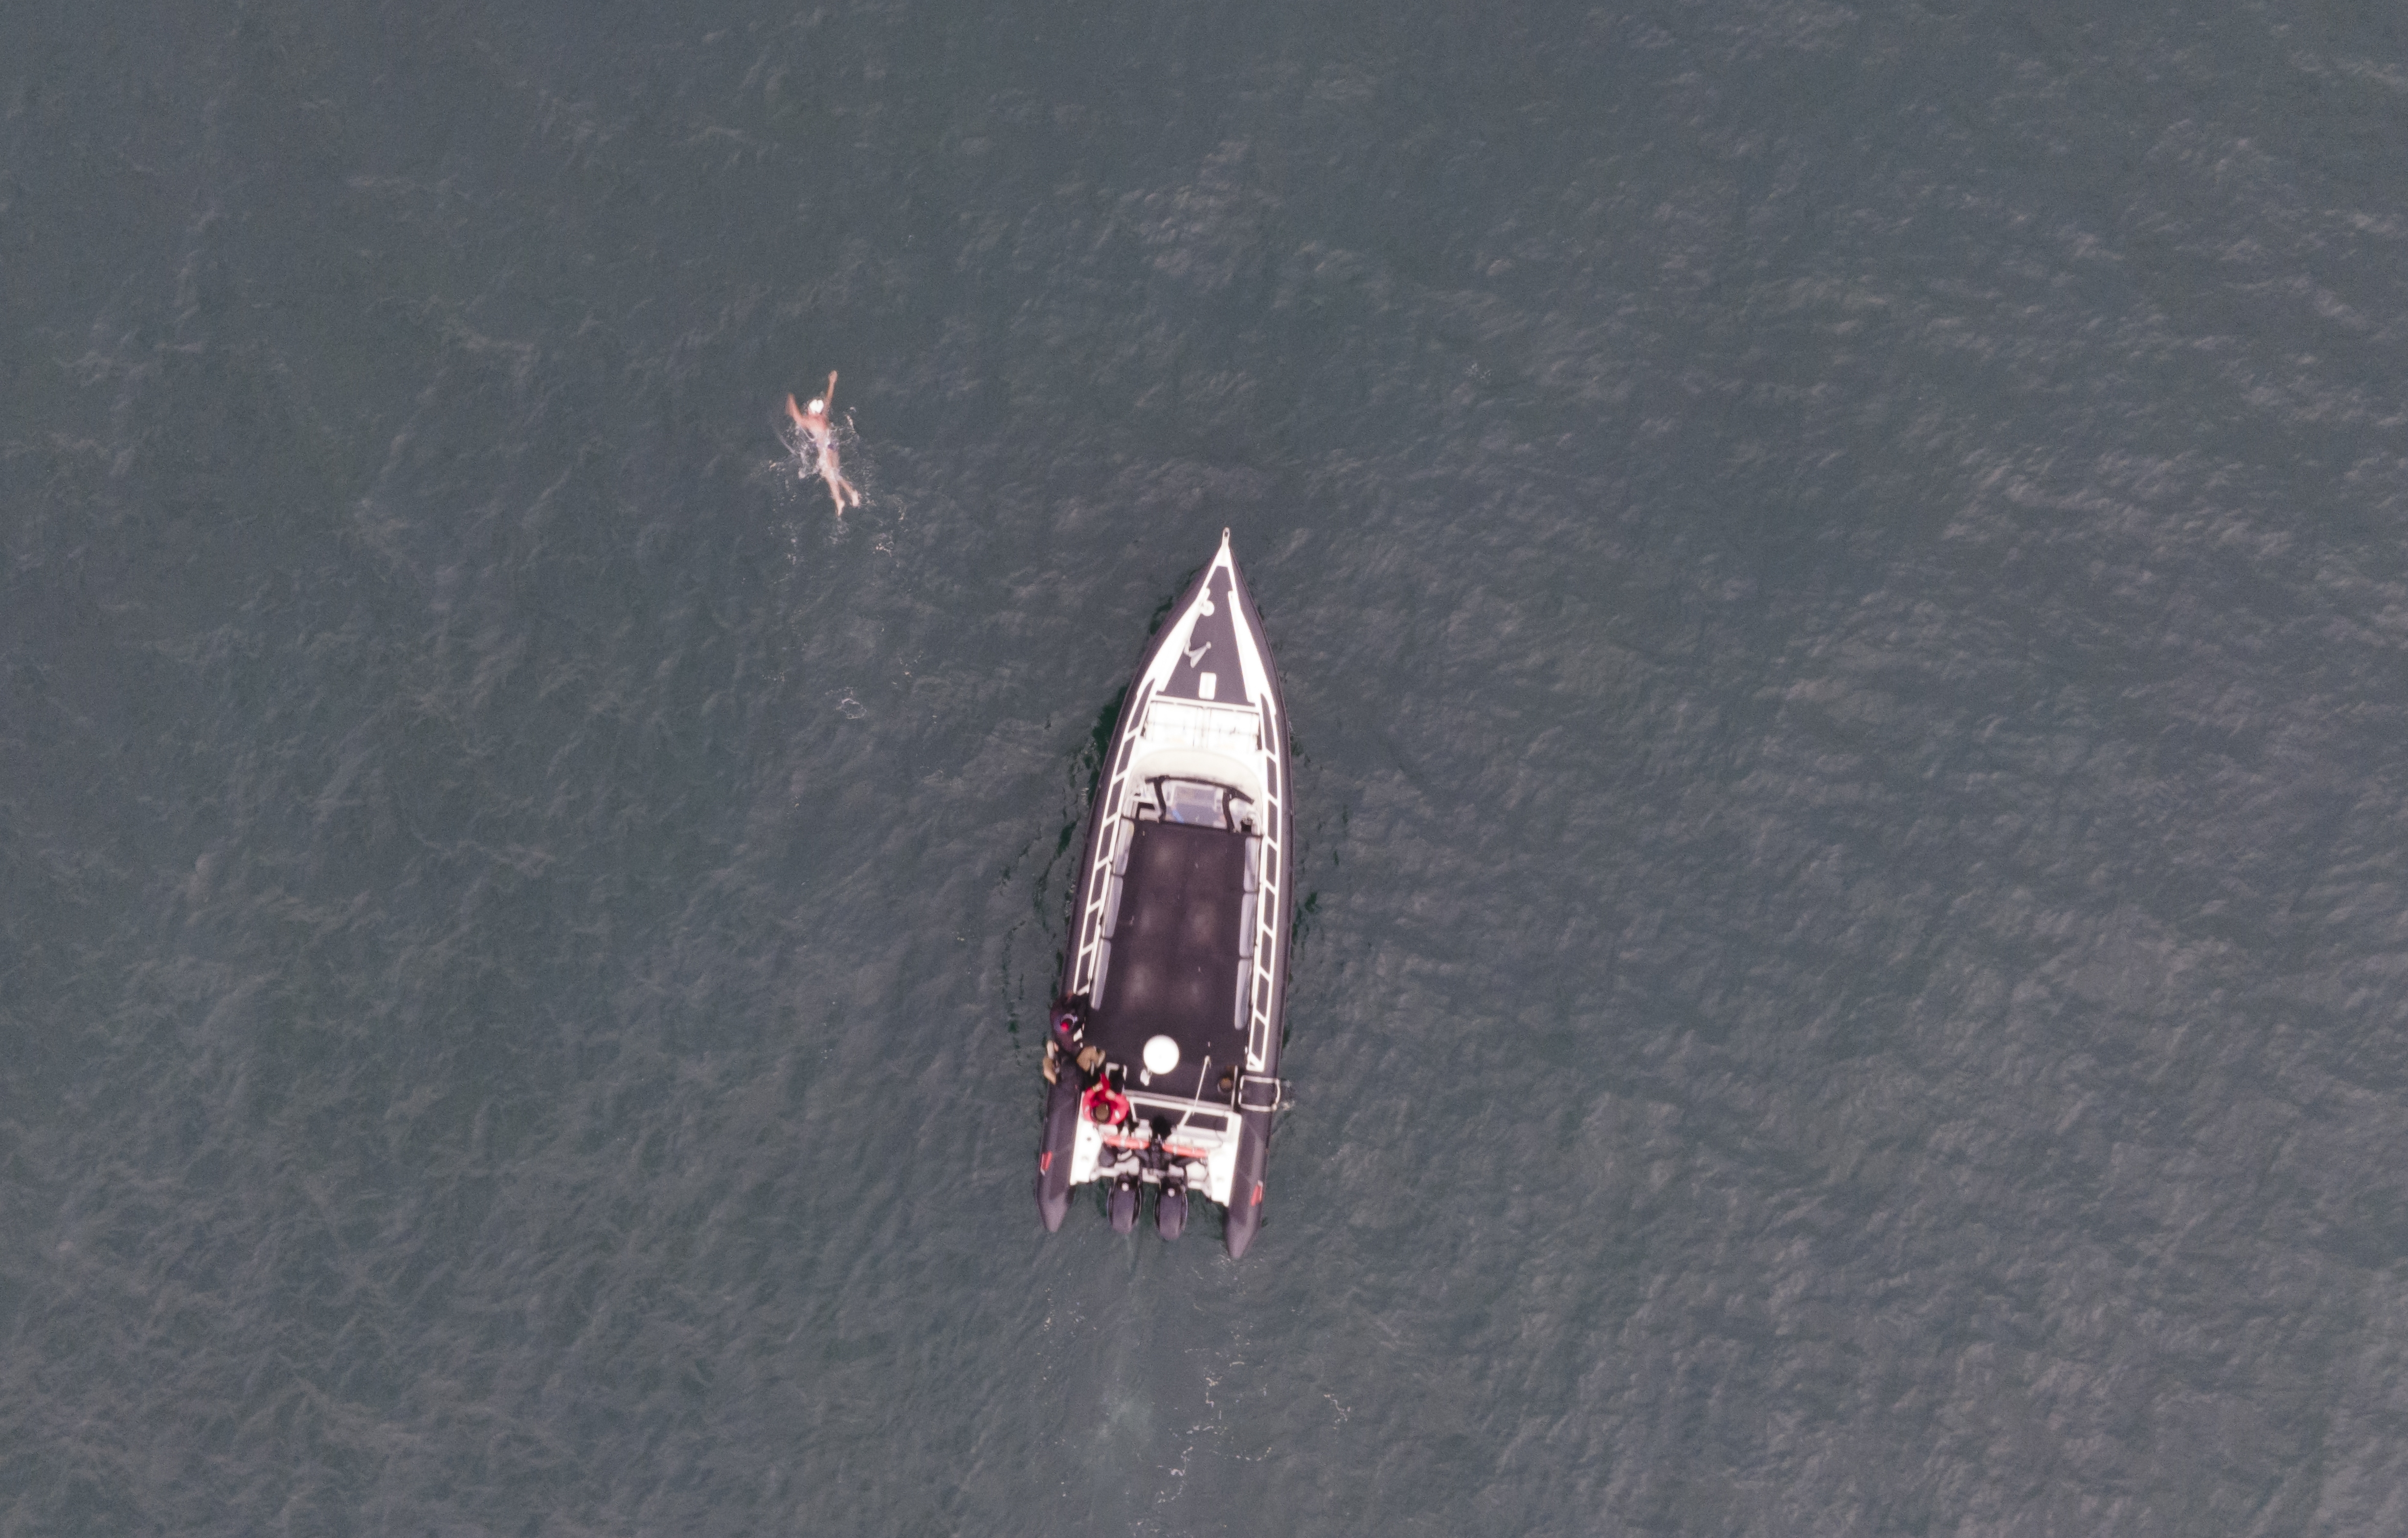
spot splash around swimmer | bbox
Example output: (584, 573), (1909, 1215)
(783, 370), (862, 517)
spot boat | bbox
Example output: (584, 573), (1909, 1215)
(1033, 529), (1292, 1257)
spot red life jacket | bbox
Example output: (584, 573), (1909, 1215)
(1083, 1082), (1130, 1125)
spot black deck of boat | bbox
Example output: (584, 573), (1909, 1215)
(1092, 818), (1247, 1094)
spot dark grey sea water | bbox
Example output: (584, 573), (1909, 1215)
(8, 2), (2408, 1533)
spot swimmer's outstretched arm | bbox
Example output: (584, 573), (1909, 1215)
(822, 371), (839, 414)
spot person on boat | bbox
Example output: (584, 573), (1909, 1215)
(1051, 995), (1090, 1050)
(784, 371), (862, 517)
(1083, 1079), (1131, 1127)
(1049, 995), (1105, 1081)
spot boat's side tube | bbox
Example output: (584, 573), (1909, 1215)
(1034, 1073), (1082, 1231)
(1223, 1106), (1272, 1258)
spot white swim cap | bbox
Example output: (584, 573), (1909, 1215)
(807, 398), (826, 414)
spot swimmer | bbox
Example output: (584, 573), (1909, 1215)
(785, 371), (862, 517)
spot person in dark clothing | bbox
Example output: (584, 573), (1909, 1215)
(1047, 994), (1103, 1086)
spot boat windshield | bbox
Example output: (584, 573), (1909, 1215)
(1160, 779), (1226, 827)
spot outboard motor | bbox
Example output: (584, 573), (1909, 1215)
(1155, 1177), (1188, 1241)
(1108, 1173), (1141, 1234)
(1135, 1117), (1180, 1239)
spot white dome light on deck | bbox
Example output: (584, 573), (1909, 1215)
(1143, 1035), (1180, 1075)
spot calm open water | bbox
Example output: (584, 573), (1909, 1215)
(6, 2), (2408, 1533)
